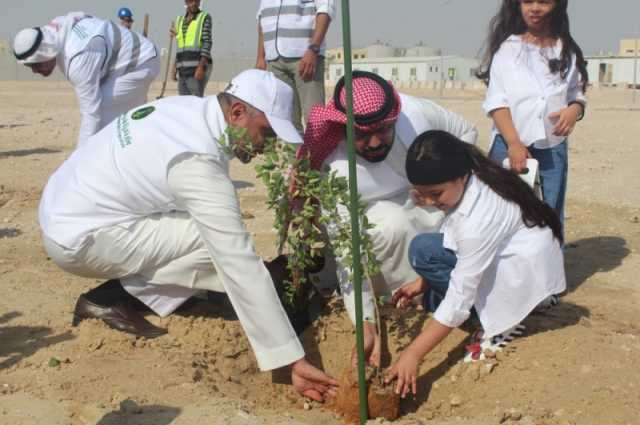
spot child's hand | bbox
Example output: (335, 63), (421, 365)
(549, 104), (581, 137)
(386, 349), (421, 398)
(506, 140), (531, 174)
(391, 277), (427, 309)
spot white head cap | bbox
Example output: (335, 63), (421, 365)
(225, 69), (302, 145)
(13, 27), (57, 64)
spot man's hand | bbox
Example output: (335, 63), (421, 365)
(351, 321), (381, 368)
(549, 103), (581, 137)
(298, 49), (318, 82)
(506, 139), (531, 174)
(291, 357), (339, 402)
(391, 277), (427, 309)
(386, 348), (421, 398)
(194, 64), (206, 81)
(255, 56), (267, 71)
(169, 26), (177, 38)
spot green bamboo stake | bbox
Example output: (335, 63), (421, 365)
(339, 1), (368, 423)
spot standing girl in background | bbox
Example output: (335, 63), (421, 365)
(477, 0), (588, 231)
(386, 130), (566, 398)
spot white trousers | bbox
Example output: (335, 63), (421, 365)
(43, 210), (221, 317)
(318, 192), (444, 323)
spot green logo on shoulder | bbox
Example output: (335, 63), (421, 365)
(131, 106), (156, 120)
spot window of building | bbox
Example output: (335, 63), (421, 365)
(435, 66), (439, 73)
(336, 67), (343, 78)
(392, 67), (398, 77)
(337, 53), (342, 59)
(372, 67), (379, 74)
(410, 67), (417, 77)
(429, 66), (433, 72)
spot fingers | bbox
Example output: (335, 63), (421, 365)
(411, 376), (417, 396)
(302, 388), (324, 402)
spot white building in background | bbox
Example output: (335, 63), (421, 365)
(326, 42), (481, 87)
(586, 39), (640, 88)
(586, 56), (640, 88)
(327, 55), (480, 86)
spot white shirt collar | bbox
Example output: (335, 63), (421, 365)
(450, 173), (481, 218)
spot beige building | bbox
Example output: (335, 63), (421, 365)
(326, 46), (369, 62)
(619, 39), (640, 57)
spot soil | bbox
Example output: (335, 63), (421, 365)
(1, 81), (639, 425)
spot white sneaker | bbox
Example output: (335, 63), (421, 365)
(464, 324), (526, 363)
(534, 294), (560, 313)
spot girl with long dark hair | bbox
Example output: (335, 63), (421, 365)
(386, 130), (566, 398)
(476, 0), (587, 232)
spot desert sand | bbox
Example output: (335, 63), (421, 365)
(0, 81), (639, 425)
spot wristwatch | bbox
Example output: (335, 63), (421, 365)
(308, 44), (320, 54)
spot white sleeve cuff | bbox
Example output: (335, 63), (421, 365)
(253, 338), (305, 371)
(482, 97), (509, 117)
(316, 0), (337, 19)
(433, 302), (470, 329)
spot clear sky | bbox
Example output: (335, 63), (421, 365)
(2, 1), (639, 58)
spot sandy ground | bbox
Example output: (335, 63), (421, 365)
(1, 80), (639, 425)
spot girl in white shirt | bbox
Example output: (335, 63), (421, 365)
(385, 130), (565, 398)
(477, 0), (588, 232)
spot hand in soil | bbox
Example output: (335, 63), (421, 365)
(291, 357), (339, 402)
(351, 321), (381, 368)
(391, 277), (427, 309)
(386, 349), (420, 398)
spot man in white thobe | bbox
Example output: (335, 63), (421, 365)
(297, 71), (478, 365)
(13, 12), (160, 147)
(39, 69), (338, 401)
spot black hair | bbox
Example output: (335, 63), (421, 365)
(407, 130), (563, 243)
(476, 0), (588, 92)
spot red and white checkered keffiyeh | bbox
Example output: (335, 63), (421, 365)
(298, 74), (402, 169)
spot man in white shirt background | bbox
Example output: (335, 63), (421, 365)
(256, 0), (335, 132)
(13, 12), (160, 147)
(38, 69), (338, 402)
(297, 71), (478, 366)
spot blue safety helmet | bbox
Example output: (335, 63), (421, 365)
(118, 7), (133, 20)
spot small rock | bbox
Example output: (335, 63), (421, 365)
(192, 369), (204, 382)
(449, 395), (462, 407)
(630, 216), (639, 224)
(48, 357), (61, 368)
(303, 402), (311, 411)
(482, 363), (496, 375)
(509, 409), (522, 421)
(120, 399), (142, 414)
(241, 211), (255, 219)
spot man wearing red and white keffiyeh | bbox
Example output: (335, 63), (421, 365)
(298, 71), (478, 367)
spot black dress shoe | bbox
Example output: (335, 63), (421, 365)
(72, 294), (167, 338)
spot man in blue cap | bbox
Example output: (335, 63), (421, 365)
(118, 7), (134, 29)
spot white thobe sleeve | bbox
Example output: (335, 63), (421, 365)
(325, 202), (377, 325)
(167, 154), (304, 371)
(433, 219), (508, 329)
(417, 98), (479, 145)
(67, 37), (108, 147)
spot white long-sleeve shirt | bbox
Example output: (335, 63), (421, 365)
(483, 35), (587, 149)
(324, 93), (478, 325)
(434, 174), (566, 337)
(68, 37), (107, 144)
